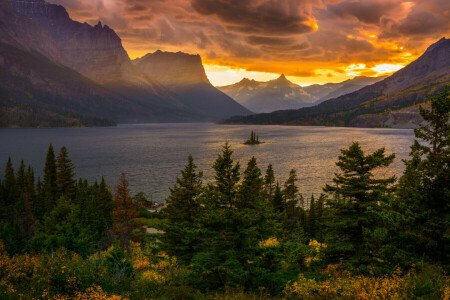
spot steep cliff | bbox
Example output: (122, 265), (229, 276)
(134, 50), (252, 119)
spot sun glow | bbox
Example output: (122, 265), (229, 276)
(371, 63), (404, 75)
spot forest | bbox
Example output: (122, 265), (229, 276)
(0, 90), (448, 299)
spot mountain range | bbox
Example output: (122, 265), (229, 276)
(1, 0), (448, 128)
(223, 37), (450, 128)
(218, 75), (384, 113)
(1, 0), (250, 127)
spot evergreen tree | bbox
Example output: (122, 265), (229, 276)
(31, 196), (94, 257)
(283, 169), (304, 224)
(307, 195), (317, 237)
(96, 177), (114, 230)
(34, 177), (45, 221)
(4, 157), (16, 208)
(111, 173), (140, 250)
(323, 142), (396, 267)
(397, 88), (449, 264)
(163, 155), (203, 263)
(43, 144), (57, 211)
(264, 164), (275, 200)
(271, 181), (285, 212)
(238, 157), (264, 208)
(212, 142), (240, 208)
(56, 146), (76, 199)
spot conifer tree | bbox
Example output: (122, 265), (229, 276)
(56, 146), (76, 199)
(397, 87), (449, 263)
(324, 142), (396, 266)
(34, 177), (45, 221)
(112, 173), (140, 250)
(4, 157), (16, 207)
(43, 144), (57, 211)
(212, 142), (240, 208)
(283, 169), (304, 224)
(271, 181), (285, 212)
(307, 195), (317, 237)
(31, 196), (94, 257)
(264, 164), (275, 200)
(163, 155), (203, 263)
(96, 177), (114, 229)
(238, 157), (264, 208)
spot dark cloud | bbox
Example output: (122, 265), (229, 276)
(191, 0), (320, 35)
(381, 9), (449, 38)
(326, 0), (401, 24)
(247, 36), (298, 46)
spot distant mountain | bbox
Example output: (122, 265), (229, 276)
(223, 38), (450, 128)
(218, 74), (384, 113)
(217, 74), (313, 113)
(304, 76), (386, 104)
(133, 51), (251, 119)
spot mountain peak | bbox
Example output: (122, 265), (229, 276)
(425, 37), (448, 53)
(134, 50), (210, 86)
(278, 74), (287, 80)
(239, 78), (255, 84)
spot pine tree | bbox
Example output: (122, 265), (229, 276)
(163, 155), (203, 263)
(283, 169), (304, 224)
(397, 87), (449, 264)
(56, 146), (76, 199)
(4, 157), (16, 208)
(324, 142), (396, 266)
(238, 157), (264, 208)
(271, 181), (285, 212)
(264, 164), (275, 200)
(212, 142), (240, 208)
(307, 194), (317, 237)
(31, 196), (94, 257)
(43, 144), (57, 211)
(97, 177), (114, 229)
(111, 173), (140, 250)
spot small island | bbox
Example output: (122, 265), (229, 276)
(244, 130), (261, 145)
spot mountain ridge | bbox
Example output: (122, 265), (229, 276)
(223, 37), (450, 128)
(218, 74), (384, 113)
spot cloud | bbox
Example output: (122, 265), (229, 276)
(381, 8), (450, 38)
(46, 0), (450, 83)
(191, 0), (321, 35)
(326, 0), (403, 24)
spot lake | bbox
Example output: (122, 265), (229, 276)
(0, 123), (415, 202)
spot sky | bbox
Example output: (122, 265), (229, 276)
(48, 0), (449, 86)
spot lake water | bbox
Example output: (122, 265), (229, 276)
(0, 123), (415, 202)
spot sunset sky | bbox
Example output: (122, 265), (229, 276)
(48, 0), (449, 86)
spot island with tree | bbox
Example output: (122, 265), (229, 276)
(244, 130), (261, 144)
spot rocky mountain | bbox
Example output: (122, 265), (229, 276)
(218, 74), (384, 113)
(2, 0), (249, 125)
(133, 51), (251, 119)
(217, 74), (314, 113)
(223, 38), (450, 128)
(0, 0), (206, 126)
